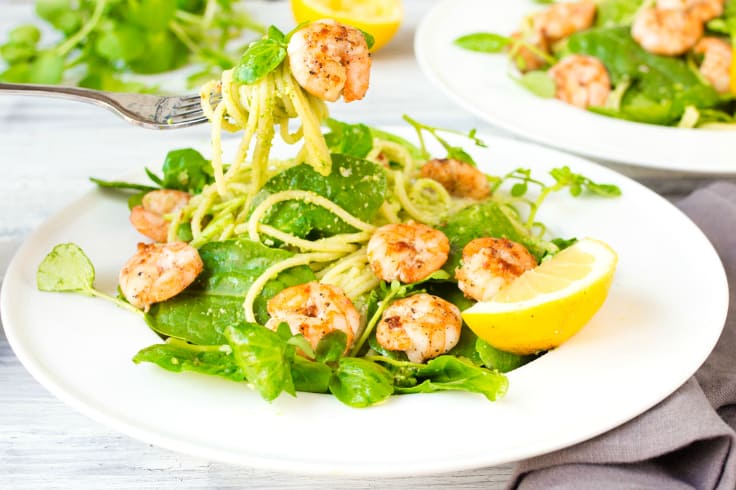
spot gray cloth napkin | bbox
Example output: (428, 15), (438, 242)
(508, 182), (736, 490)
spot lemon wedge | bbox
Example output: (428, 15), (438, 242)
(290, 0), (403, 52)
(462, 238), (618, 355)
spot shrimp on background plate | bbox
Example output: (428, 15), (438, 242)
(694, 37), (733, 94)
(631, 7), (704, 56)
(287, 19), (371, 102)
(376, 293), (462, 363)
(548, 55), (612, 108)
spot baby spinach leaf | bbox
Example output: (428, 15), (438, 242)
(146, 238), (315, 345)
(476, 339), (535, 373)
(95, 25), (146, 63)
(233, 38), (286, 84)
(439, 200), (547, 273)
(329, 358), (394, 407)
(255, 153), (386, 239)
(564, 27), (721, 124)
(454, 32), (511, 53)
(133, 339), (246, 382)
(395, 356), (508, 401)
(315, 330), (348, 364)
(324, 119), (374, 158)
(225, 322), (296, 401)
(160, 148), (213, 194)
(37, 243), (95, 293)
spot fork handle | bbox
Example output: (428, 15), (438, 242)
(0, 82), (114, 104)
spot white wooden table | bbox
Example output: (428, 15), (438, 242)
(1, 1), (733, 488)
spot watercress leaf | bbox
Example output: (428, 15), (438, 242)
(595, 0), (644, 27)
(126, 0), (178, 31)
(133, 339), (246, 381)
(129, 31), (188, 74)
(89, 177), (158, 192)
(9, 25), (41, 45)
(329, 357), (394, 407)
(225, 322), (296, 401)
(36, 0), (81, 34)
(287, 334), (316, 359)
(586, 182), (622, 197)
(551, 236), (578, 250)
(28, 51), (64, 84)
(144, 168), (165, 187)
(233, 38), (286, 84)
(292, 356), (332, 393)
(37, 243), (95, 293)
(267, 25), (286, 43)
(476, 339), (534, 373)
(146, 238), (315, 344)
(510, 182), (528, 197)
(254, 153), (386, 239)
(324, 119), (374, 158)
(396, 356), (508, 401)
(367, 335), (409, 361)
(315, 330), (348, 363)
(358, 29), (375, 49)
(95, 25), (146, 63)
(445, 146), (477, 166)
(0, 63), (31, 83)
(515, 71), (556, 98)
(161, 148), (213, 193)
(454, 32), (511, 53)
(1, 43), (37, 64)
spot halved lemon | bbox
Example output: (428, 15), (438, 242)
(462, 238), (618, 355)
(290, 0), (403, 52)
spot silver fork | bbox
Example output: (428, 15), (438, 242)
(0, 82), (221, 129)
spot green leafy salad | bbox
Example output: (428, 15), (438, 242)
(1, 0), (263, 92)
(455, 0), (736, 128)
(37, 22), (620, 408)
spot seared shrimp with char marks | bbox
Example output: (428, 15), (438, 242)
(548, 55), (611, 108)
(367, 222), (450, 284)
(656, 0), (724, 22)
(129, 189), (191, 242)
(694, 37), (733, 94)
(265, 282), (360, 353)
(532, 0), (597, 43)
(456, 238), (537, 302)
(376, 293), (462, 363)
(631, 7), (703, 56)
(420, 158), (491, 200)
(119, 242), (203, 311)
(287, 19), (371, 102)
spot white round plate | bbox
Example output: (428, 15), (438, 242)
(416, 0), (736, 173)
(1, 130), (729, 476)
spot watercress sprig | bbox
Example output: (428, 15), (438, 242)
(402, 115), (487, 165)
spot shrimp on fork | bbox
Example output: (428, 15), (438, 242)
(287, 19), (371, 102)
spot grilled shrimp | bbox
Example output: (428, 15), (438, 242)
(129, 189), (191, 242)
(376, 293), (462, 363)
(119, 242), (203, 311)
(287, 19), (371, 102)
(455, 238), (537, 302)
(548, 55), (612, 108)
(509, 30), (550, 73)
(532, 1), (597, 43)
(367, 222), (450, 284)
(694, 37), (733, 94)
(656, 0), (724, 22)
(265, 282), (360, 352)
(631, 7), (703, 56)
(420, 158), (491, 200)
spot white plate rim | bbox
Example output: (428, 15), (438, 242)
(1, 130), (730, 476)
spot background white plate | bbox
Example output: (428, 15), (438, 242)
(415, 0), (736, 173)
(1, 130), (729, 476)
